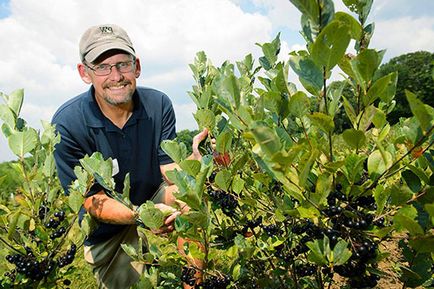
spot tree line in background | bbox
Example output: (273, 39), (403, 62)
(1, 50), (432, 200)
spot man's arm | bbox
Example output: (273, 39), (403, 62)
(83, 191), (136, 225)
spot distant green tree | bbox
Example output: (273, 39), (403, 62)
(175, 129), (199, 154)
(375, 51), (434, 124)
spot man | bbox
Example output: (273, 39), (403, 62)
(52, 24), (205, 289)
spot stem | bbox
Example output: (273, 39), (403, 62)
(322, 66), (333, 162)
(300, 118), (313, 148)
(290, 259), (300, 289)
(19, 156), (35, 212)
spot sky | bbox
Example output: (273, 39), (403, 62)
(0, 0), (433, 162)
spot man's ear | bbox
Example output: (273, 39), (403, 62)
(134, 58), (141, 78)
(77, 63), (92, 84)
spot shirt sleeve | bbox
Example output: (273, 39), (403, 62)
(158, 93), (177, 165)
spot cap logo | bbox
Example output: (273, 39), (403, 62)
(99, 26), (113, 34)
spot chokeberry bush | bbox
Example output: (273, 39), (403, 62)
(121, 0), (433, 288)
(0, 89), (93, 288)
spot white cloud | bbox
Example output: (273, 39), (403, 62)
(371, 16), (434, 59)
(173, 103), (198, 131)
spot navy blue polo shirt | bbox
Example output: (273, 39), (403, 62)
(52, 86), (176, 244)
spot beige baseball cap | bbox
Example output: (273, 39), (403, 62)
(79, 24), (136, 63)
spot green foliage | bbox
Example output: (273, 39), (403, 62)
(376, 51), (434, 124)
(124, 1), (433, 288)
(0, 161), (22, 201)
(0, 89), (94, 288)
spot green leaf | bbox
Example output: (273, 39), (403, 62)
(408, 235), (434, 253)
(138, 201), (165, 230)
(288, 91), (310, 118)
(232, 174), (245, 195)
(365, 72), (397, 105)
(258, 33), (281, 68)
(0, 104), (16, 128)
(160, 140), (187, 163)
(5, 89), (24, 117)
(179, 159), (201, 177)
(342, 129), (367, 149)
(311, 20), (351, 71)
(289, 0), (319, 24)
(393, 215), (424, 236)
(289, 55), (323, 95)
(42, 154), (56, 177)
(121, 243), (138, 259)
(333, 239), (352, 266)
(216, 130), (233, 153)
(8, 209), (21, 240)
(425, 203), (434, 224)
(79, 152), (114, 181)
(122, 173), (131, 200)
(174, 215), (192, 232)
(299, 149), (319, 188)
(306, 239), (328, 266)
(194, 108), (216, 130)
(308, 112), (335, 133)
(251, 125), (282, 157)
(334, 12), (362, 40)
(405, 90), (433, 133)
(342, 96), (357, 125)
(401, 170), (422, 193)
(80, 213), (97, 237)
(350, 49), (382, 92)
(311, 173), (332, 206)
(367, 150), (392, 177)
(183, 211), (209, 228)
(224, 75), (241, 109)
(374, 184), (389, 215)
(215, 169), (232, 192)
(8, 128), (38, 157)
(372, 108), (387, 129)
(169, 170), (201, 210)
(68, 190), (84, 213)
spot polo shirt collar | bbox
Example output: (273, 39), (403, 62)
(82, 86), (148, 128)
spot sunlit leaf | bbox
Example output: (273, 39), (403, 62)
(8, 128), (38, 157)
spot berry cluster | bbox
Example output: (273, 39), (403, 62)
(295, 263), (317, 277)
(196, 274), (231, 289)
(208, 188), (238, 217)
(57, 244), (77, 268)
(5, 248), (55, 281)
(45, 210), (68, 240)
(38, 205), (50, 221)
(261, 223), (283, 237)
(322, 185), (381, 287)
(181, 266), (197, 286)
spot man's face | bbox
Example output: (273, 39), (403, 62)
(79, 51), (141, 106)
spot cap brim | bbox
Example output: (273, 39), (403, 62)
(83, 43), (135, 63)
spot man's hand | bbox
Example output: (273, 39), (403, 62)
(190, 128), (209, 161)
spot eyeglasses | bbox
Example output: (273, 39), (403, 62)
(85, 60), (135, 76)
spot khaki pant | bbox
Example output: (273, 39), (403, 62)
(84, 184), (167, 289)
(84, 225), (144, 289)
